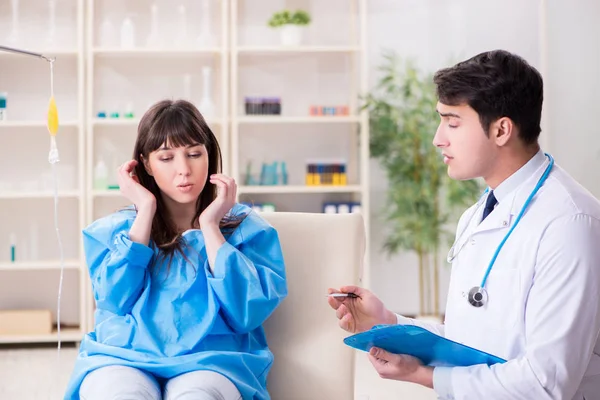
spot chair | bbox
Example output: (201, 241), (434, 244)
(261, 212), (366, 400)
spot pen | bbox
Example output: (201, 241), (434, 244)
(327, 293), (360, 299)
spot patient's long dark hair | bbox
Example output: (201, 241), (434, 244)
(132, 99), (244, 265)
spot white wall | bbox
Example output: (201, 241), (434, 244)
(545, 0), (600, 195)
(367, 0), (550, 315)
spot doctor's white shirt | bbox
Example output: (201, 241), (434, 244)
(397, 150), (600, 399)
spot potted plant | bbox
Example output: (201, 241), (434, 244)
(363, 51), (481, 320)
(267, 9), (311, 46)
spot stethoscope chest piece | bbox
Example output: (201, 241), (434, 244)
(468, 286), (488, 308)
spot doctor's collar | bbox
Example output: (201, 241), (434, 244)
(490, 149), (546, 204)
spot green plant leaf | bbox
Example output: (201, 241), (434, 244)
(267, 9), (311, 27)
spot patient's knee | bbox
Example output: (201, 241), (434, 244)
(164, 370), (241, 400)
(79, 365), (161, 400)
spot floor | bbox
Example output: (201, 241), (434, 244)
(0, 345), (438, 400)
(0, 344), (78, 400)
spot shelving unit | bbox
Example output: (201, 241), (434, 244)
(230, 0), (370, 283)
(2, 0), (370, 344)
(0, 0), (86, 344)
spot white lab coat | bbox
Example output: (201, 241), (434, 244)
(398, 151), (600, 399)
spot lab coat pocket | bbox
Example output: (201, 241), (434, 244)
(481, 268), (520, 330)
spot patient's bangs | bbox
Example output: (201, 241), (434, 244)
(145, 107), (208, 153)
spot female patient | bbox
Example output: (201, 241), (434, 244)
(65, 99), (287, 400)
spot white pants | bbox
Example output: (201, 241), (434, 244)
(79, 365), (242, 400)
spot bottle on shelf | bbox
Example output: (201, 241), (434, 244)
(174, 4), (189, 48)
(6, 0), (20, 44)
(45, 0), (57, 48)
(93, 159), (108, 190)
(120, 16), (135, 49)
(0, 92), (7, 121)
(197, 0), (213, 47)
(99, 17), (117, 48)
(199, 67), (215, 118)
(146, 2), (161, 48)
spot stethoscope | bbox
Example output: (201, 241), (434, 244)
(446, 153), (555, 308)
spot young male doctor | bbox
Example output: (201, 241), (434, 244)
(328, 49), (600, 399)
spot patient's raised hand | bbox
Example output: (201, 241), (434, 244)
(327, 286), (397, 333)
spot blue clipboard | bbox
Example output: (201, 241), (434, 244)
(344, 324), (506, 367)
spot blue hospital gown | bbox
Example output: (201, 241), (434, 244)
(64, 204), (288, 399)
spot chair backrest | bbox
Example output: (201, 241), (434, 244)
(260, 212), (365, 400)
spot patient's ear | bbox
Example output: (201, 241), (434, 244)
(141, 154), (153, 176)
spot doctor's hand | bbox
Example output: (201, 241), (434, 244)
(118, 160), (156, 212)
(368, 347), (433, 388)
(327, 286), (397, 333)
(199, 174), (237, 229)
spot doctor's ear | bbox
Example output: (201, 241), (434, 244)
(140, 155), (153, 176)
(491, 117), (515, 147)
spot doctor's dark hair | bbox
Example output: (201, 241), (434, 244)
(433, 49), (543, 145)
(132, 99), (244, 264)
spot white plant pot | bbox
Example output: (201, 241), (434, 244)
(280, 25), (303, 46)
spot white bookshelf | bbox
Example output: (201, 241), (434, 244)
(0, 0), (87, 344)
(230, 0), (370, 284)
(1, 0), (371, 344)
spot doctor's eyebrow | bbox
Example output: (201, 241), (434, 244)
(436, 109), (461, 118)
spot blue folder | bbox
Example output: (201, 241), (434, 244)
(344, 324), (506, 367)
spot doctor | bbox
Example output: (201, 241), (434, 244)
(329, 49), (600, 399)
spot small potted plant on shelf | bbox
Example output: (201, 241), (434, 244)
(267, 9), (311, 46)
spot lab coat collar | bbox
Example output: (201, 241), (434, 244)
(474, 150), (548, 234)
(493, 150), (546, 204)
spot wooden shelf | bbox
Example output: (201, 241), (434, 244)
(92, 118), (220, 127)
(0, 121), (79, 128)
(236, 46), (360, 54)
(239, 185), (363, 194)
(92, 190), (122, 198)
(0, 260), (80, 271)
(237, 116), (360, 124)
(0, 49), (78, 58)
(0, 191), (81, 200)
(0, 327), (83, 344)
(93, 48), (221, 57)
(0, 191), (81, 199)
